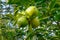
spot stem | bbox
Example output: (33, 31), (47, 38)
(25, 20), (33, 40)
(29, 24), (32, 32)
(28, 19), (33, 32)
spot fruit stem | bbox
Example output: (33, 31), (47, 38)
(28, 20), (33, 32)
(26, 20), (33, 40)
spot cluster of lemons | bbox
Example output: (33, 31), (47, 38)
(16, 6), (40, 28)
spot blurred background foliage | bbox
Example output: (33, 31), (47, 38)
(0, 0), (60, 40)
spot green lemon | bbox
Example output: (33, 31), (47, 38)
(15, 11), (26, 20)
(31, 17), (40, 28)
(17, 16), (28, 27)
(25, 6), (39, 19)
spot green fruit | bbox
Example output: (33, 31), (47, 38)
(25, 6), (38, 19)
(31, 17), (40, 28)
(15, 14), (21, 20)
(15, 11), (25, 21)
(17, 16), (28, 27)
(21, 11), (26, 15)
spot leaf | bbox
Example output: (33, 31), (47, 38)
(48, 0), (56, 10)
(54, 14), (60, 21)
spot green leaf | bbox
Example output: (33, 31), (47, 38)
(54, 14), (60, 21)
(49, 0), (56, 10)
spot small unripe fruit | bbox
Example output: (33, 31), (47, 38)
(15, 13), (22, 20)
(31, 17), (40, 28)
(15, 11), (25, 20)
(17, 16), (28, 27)
(25, 6), (38, 19)
(21, 11), (26, 15)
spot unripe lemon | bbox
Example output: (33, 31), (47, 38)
(21, 11), (26, 15)
(25, 6), (39, 19)
(31, 17), (40, 28)
(17, 16), (28, 27)
(15, 11), (26, 21)
(15, 14), (21, 21)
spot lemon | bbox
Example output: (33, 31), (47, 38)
(17, 16), (28, 27)
(25, 6), (39, 19)
(31, 17), (40, 28)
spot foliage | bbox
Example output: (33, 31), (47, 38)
(0, 0), (60, 40)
